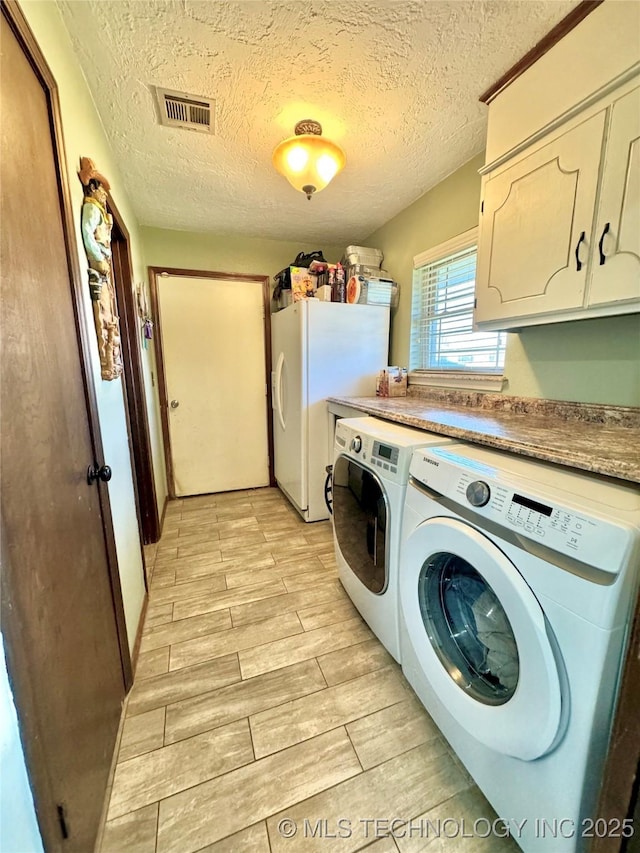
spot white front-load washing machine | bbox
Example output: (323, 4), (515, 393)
(398, 443), (640, 852)
(332, 416), (454, 662)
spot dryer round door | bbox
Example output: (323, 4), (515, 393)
(400, 516), (562, 761)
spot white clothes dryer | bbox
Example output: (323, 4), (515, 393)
(332, 417), (454, 662)
(399, 443), (640, 852)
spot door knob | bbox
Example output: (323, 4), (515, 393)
(87, 464), (112, 485)
(170, 400), (179, 409)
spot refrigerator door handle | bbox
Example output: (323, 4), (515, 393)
(274, 352), (286, 431)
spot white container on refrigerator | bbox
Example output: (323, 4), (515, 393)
(271, 300), (390, 522)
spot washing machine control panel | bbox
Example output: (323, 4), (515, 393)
(410, 447), (632, 572)
(457, 471), (596, 558)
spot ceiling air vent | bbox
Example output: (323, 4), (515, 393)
(154, 87), (215, 134)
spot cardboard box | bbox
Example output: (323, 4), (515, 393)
(290, 266), (317, 302)
(315, 285), (333, 302)
(376, 366), (408, 397)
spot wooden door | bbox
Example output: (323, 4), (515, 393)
(588, 84), (640, 307)
(1, 9), (127, 851)
(110, 208), (160, 546)
(475, 111), (605, 329)
(157, 275), (270, 496)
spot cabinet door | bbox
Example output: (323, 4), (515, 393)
(588, 86), (640, 307)
(475, 111), (606, 329)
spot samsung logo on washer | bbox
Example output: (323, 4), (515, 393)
(423, 457), (439, 466)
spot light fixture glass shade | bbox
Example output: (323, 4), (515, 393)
(273, 121), (346, 200)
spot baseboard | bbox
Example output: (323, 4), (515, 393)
(160, 493), (168, 534)
(130, 591), (149, 680)
(92, 690), (130, 852)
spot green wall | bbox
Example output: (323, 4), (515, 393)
(141, 227), (345, 285)
(367, 155), (484, 368)
(367, 154), (640, 407)
(506, 316), (640, 405)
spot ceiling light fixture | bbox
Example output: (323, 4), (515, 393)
(272, 119), (346, 200)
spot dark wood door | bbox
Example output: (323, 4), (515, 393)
(1, 11), (127, 852)
(110, 215), (160, 548)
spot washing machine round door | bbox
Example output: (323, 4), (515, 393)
(401, 516), (562, 761)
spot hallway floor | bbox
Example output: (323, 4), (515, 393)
(98, 487), (518, 853)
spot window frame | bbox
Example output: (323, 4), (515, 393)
(410, 227), (506, 391)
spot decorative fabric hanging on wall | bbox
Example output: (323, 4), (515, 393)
(77, 157), (123, 381)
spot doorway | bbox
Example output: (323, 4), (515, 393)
(109, 204), (160, 545)
(149, 269), (275, 497)
(1, 5), (130, 850)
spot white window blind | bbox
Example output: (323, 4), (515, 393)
(411, 231), (506, 373)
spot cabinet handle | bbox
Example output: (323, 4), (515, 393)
(575, 231), (586, 271)
(598, 222), (610, 265)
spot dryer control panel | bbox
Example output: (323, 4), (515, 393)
(409, 447), (636, 575)
(334, 418), (452, 485)
(335, 420), (404, 483)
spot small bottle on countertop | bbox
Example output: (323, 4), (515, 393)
(335, 263), (346, 303)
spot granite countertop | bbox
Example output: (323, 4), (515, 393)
(327, 392), (640, 485)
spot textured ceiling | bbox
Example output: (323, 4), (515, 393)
(57, 0), (579, 243)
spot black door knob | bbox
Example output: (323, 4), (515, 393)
(87, 464), (112, 485)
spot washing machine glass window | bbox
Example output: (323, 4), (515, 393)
(333, 456), (388, 594)
(419, 552), (519, 706)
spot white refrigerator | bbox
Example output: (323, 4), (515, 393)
(271, 299), (390, 522)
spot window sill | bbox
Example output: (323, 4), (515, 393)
(409, 371), (506, 393)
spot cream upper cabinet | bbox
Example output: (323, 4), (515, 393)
(588, 87), (640, 307)
(475, 111), (605, 328)
(475, 81), (640, 331)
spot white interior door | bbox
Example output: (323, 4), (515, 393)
(158, 275), (269, 496)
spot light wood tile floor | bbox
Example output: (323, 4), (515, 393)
(100, 488), (519, 853)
